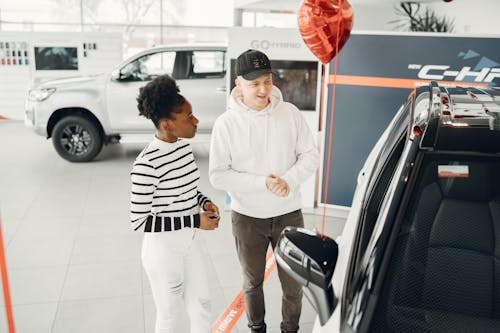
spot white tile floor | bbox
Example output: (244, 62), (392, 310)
(0, 120), (346, 333)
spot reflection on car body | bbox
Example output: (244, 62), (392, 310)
(276, 81), (500, 333)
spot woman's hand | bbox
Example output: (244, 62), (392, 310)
(199, 211), (220, 230)
(203, 201), (220, 217)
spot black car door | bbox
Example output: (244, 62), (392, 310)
(340, 99), (415, 332)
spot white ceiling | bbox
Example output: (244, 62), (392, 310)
(234, 0), (442, 11)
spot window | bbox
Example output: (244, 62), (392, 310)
(341, 103), (410, 328)
(357, 135), (406, 264)
(121, 51), (175, 81)
(34, 47), (78, 70)
(273, 63), (318, 111)
(371, 153), (500, 332)
(192, 51), (225, 77)
(351, 104), (409, 277)
(341, 103), (413, 332)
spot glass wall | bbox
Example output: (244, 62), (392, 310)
(0, 0), (232, 58)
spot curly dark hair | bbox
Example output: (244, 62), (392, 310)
(136, 74), (186, 127)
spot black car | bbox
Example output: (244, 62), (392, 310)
(276, 81), (500, 332)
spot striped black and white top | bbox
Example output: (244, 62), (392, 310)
(130, 137), (210, 232)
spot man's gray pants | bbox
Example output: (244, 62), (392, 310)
(231, 209), (304, 332)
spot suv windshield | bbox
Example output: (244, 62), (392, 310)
(371, 152), (500, 332)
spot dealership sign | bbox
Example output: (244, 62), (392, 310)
(409, 64), (500, 83)
(322, 33), (500, 207)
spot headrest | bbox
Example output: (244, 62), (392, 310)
(438, 162), (492, 202)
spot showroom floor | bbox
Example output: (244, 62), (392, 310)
(0, 120), (346, 333)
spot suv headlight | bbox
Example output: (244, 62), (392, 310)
(28, 88), (56, 101)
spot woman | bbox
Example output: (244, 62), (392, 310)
(131, 74), (220, 333)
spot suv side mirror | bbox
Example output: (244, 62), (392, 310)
(111, 68), (132, 81)
(110, 69), (120, 81)
(275, 227), (339, 326)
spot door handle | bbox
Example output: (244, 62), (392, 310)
(216, 86), (226, 92)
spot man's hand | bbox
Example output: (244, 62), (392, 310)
(265, 174), (290, 197)
(199, 211), (220, 230)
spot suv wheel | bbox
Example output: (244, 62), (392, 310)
(52, 116), (103, 162)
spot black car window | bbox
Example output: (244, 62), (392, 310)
(346, 103), (409, 293)
(358, 136), (405, 261)
(371, 153), (500, 333)
(172, 51), (191, 79)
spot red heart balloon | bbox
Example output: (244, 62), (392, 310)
(298, 0), (354, 64)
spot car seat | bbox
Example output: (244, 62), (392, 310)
(372, 158), (500, 332)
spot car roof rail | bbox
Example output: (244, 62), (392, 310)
(417, 81), (500, 153)
(419, 80), (442, 150)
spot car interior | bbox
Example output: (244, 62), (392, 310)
(371, 153), (500, 332)
(172, 51), (191, 79)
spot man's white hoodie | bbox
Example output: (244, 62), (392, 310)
(209, 86), (319, 218)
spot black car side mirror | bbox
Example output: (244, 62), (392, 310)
(119, 70), (134, 81)
(111, 68), (133, 81)
(275, 227), (339, 325)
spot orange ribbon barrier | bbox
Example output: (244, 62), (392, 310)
(328, 75), (488, 89)
(0, 214), (15, 333)
(211, 250), (276, 333)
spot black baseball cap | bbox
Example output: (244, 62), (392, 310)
(235, 49), (272, 80)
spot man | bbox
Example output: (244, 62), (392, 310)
(209, 49), (319, 333)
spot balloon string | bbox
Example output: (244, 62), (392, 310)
(314, 63), (326, 230)
(321, 0), (343, 236)
(318, 64), (326, 132)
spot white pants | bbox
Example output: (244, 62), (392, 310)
(142, 228), (211, 333)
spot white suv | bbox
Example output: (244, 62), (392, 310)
(25, 44), (227, 162)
